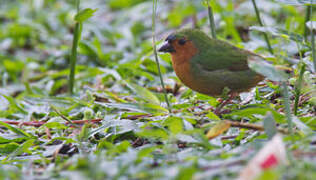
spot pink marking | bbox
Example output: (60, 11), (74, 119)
(260, 154), (279, 169)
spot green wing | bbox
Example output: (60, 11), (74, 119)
(193, 37), (250, 72)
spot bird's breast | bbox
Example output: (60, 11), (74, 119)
(171, 58), (194, 87)
(170, 44), (206, 94)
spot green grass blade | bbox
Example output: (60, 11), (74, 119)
(294, 64), (306, 115)
(281, 81), (293, 135)
(152, 0), (171, 112)
(251, 0), (274, 54)
(68, 0), (81, 95)
(304, 5), (311, 40)
(69, 22), (81, 95)
(206, 1), (217, 39)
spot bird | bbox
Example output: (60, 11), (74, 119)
(158, 28), (265, 114)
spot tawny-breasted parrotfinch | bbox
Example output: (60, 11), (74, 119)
(158, 28), (265, 97)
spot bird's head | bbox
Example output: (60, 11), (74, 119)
(158, 29), (202, 55)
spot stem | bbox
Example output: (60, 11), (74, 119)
(251, 0), (274, 54)
(310, 4), (316, 72)
(294, 62), (306, 115)
(207, 1), (217, 39)
(281, 82), (293, 135)
(69, 23), (80, 94)
(69, 0), (81, 95)
(293, 41), (305, 115)
(76, 0), (80, 11)
(152, 0), (171, 112)
(304, 5), (311, 40)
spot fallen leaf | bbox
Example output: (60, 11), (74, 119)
(206, 120), (231, 139)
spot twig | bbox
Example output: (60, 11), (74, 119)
(45, 127), (52, 139)
(293, 150), (316, 158)
(1, 121), (45, 127)
(221, 135), (238, 140)
(125, 114), (153, 120)
(224, 120), (288, 134)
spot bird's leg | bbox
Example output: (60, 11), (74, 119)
(214, 92), (238, 115)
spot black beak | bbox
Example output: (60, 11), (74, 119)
(158, 42), (175, 53)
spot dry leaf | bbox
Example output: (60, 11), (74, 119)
(206, 120), (231, 139)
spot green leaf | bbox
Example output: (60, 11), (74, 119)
(98, 140), (130, 156)
(230, 106), (284, 123)
(74, 8), (98, 22)
(292, 116), (313, 134)
(0, 142), (19, 154)
(4, 139), (35, 161)
(0, 94), (28, 114)
(125, 81), (160, 105)
(0, 121), (32, 138)
(0, 136), (28, 144)
(263, 112), (277, 139)
(136, 146), (156, 162)
(248, 57), (289, 82)
(206, 111), (221, 120)
(137, 129), (169, 140)
(249, 26), (304, 42)
(176, 166), (197, 180)
(164, 116), (183, 134)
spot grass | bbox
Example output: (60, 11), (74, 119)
(0, 0), (315, 179)
(206, 0), (217, 39)
(152, 0), (171, 111)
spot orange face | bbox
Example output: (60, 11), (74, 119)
(158, 35), (198, 65)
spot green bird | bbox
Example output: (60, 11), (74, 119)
(158, 28), (266, 113)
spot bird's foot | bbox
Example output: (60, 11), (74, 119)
(214, 108), (231, 116)
(214, 107), (223, 116)
(214, 93), (238, 116)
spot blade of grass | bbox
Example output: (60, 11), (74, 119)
(304, 5), (311, 40)
(69, 0), (81, 95)
(310, 4), (316, 72)
(251, 0), (274, 54)
(206, 0), (217, 39)
(281, 81), (293, 135)
(294, 64), (306, 115)
(50, 105), (79, 128)
(152, 0), (171, 112)
(293, 40), (305, 116)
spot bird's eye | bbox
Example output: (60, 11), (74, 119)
(178, 39), (186, 45)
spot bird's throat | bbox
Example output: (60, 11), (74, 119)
(169, 41), (202, 93)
